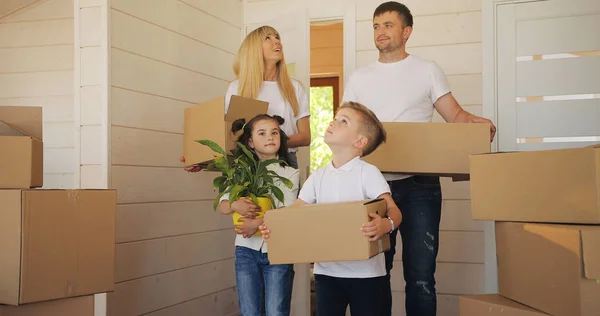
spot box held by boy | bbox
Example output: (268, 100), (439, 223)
(362, 122), (490, 180)
(0, 189), (117, 305)
(0, 106), (43, 189)
(183, 95), (268, 167)
(459, 294), (549, 316)
(470, 144), (600, 224)
(264, 199), (390, 264)
(495, 222), (600, 316)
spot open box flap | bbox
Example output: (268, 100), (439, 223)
(0, 120), (28, 137)
(225, 95), (269, 122)
(0, 106), (42, 141)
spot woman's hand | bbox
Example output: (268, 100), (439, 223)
(180, 156), (203, 172)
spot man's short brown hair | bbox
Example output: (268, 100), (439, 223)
(337, 101), (387, 157)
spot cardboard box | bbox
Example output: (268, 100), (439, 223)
(362, 122), (490, 180)
(264, 199), (390, 264)
(496, 222), (600, 316)
(470, 145), (600, 224)
(0, 189), (117, 305)
(459, 294), (549, 315)
(0, 295), (94, 316)
(0, 106), (43, 189)
(183, 95), (269, 167)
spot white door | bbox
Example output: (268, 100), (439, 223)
(243, 5), (312, 316)
(496, 0), (600, 152)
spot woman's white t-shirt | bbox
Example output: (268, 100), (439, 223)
(224, 79), (310, 153)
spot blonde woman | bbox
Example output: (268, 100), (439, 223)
(183, 25), (309, 172)
(226, 25), (310, 170)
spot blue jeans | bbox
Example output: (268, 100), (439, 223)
(235, 246), (294, 316)
(385, 176), (442, 316)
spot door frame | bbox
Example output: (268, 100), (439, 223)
(482, 0), (545, 294)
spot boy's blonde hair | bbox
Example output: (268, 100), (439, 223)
(232, 25), (300, 116)
(338, 101), (387, 156)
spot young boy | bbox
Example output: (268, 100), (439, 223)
(260, 101), (402, 316)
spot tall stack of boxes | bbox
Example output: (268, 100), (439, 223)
(460, 144), (600, 316)
(0, 106), (117, 315)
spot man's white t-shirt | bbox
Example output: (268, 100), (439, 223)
(342, 55), (451, 181)
(225, 79), (310, 153)
(298, 156), (391, 278)
(220, 164), (299, 253)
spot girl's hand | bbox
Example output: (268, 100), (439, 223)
(361, 213), (392, 242)
(231, 198), (260, 218)
(259, 224), (271, 241)
(180, 156), (203, 172)
(234, 218), (260, 238)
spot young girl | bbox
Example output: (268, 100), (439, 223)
(218, 114), (299, 316)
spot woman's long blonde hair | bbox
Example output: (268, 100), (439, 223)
(232, 25), (300, 116)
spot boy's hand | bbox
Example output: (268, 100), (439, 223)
(231, 198), (260, 218)
(234, 218), (260, 238)
(361, 213), (392, 241)
(180, 156), (204, 172)
(259, 224), (271, 241)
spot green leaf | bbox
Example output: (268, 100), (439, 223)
(270, 185), (285, 205)
(214, 156), (230, 172)
(213, 176), (227, 190)
(229, 184), (246, 203)
(213, 191), (226, 210)
(196, 139), (227, 157)
(237, 142), (255, 161)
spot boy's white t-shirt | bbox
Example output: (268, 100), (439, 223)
(342, 55), (451, 181)
(221, 164), (299, 253)
(298, 156), (391, 278)
(225, 79), (310, 153)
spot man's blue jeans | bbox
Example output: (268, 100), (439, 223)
(235, 246), (294, 316)
(385, 175), (442, 316)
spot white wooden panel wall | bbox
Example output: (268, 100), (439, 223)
(354, 1), (485, 315)
(0, 0), (76, 189)
(107, 0), (241, 315)
(77, 0), (107, 191)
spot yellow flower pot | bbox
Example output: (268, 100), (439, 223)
(232, 197), (273, 236)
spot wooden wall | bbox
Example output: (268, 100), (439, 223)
(107, 0), (242, 315)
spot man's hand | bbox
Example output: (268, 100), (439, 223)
(434, 93), (497, 142)
(234, 218), (261, 238)
(361, 212), (392, 242)
(467, 114), (496, 142)
(180, 156), (203, 172)
(231, 198), (260, 219)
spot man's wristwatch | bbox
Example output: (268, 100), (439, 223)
(387, 216), (395, 233)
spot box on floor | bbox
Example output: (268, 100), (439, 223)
(0, 295), (94, 316)
(0, 106), (43, 189)
(0, 189), (117, 305)
(459, 294), (549, 315)
(495, 222), (600, 316)
(470, 144), (600, 223)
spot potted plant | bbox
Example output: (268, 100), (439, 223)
(196, 139), (293, 233)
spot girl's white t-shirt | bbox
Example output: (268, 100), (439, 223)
(225, 79), (310, 153)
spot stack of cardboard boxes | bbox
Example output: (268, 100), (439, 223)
(0, 106), (117, 315)
(460, 144), (600, 316)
